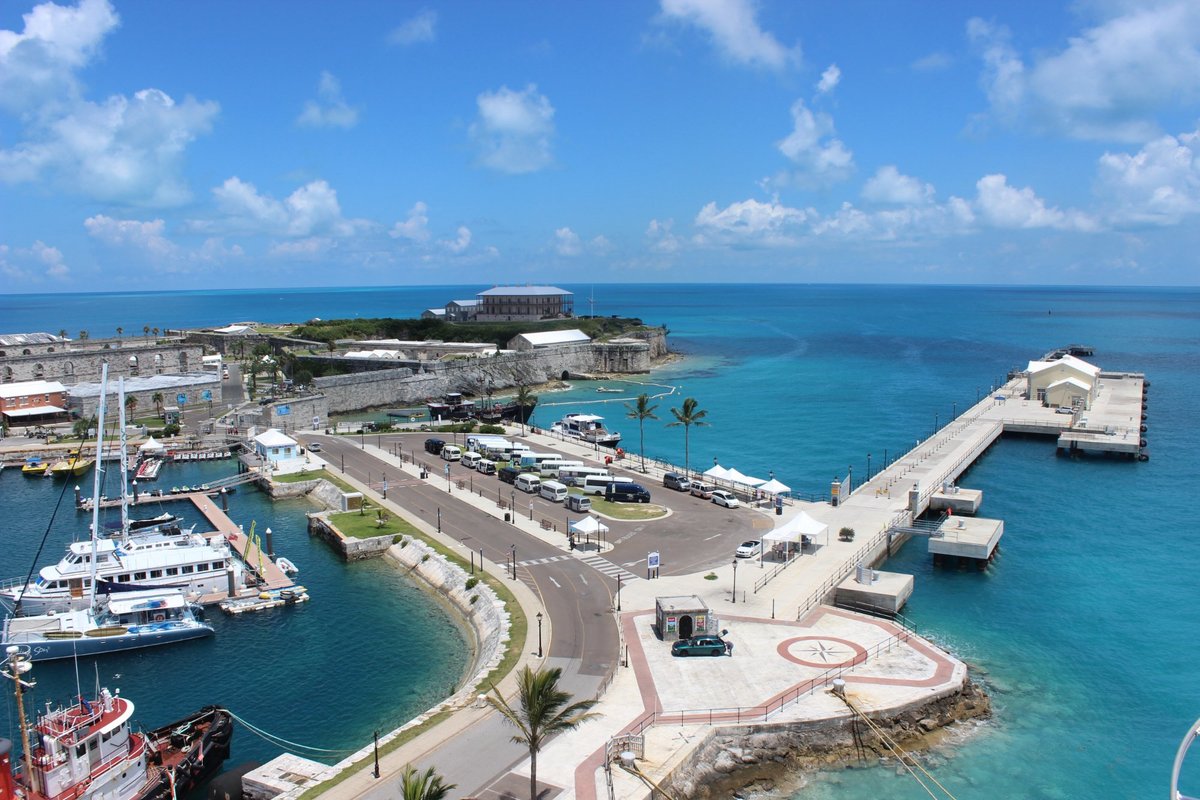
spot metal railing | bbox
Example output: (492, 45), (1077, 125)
(753, 552), (798, 593)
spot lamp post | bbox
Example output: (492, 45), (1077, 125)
(866, 453), (871, 482)
(616, 574), (622, 612)
(382, 471), (387, 499)
(536, 611), (543, 658)
(510, 491), (516, 523)
(510, 545), (517, 580)
(529, 501), (534, 521)
(437, 507), (441, 533)
(731, 559), (738, 604)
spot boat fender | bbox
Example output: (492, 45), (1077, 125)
(154, 613), (164, 622)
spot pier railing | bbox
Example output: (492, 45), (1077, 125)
(623, 627), (913, 736)
(794, 509), (910, 620)
(753, 552), (798, 593)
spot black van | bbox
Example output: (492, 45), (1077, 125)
(605, 482), (651, 503)
(424, 438), (446, 455)
(498, 466), (521, 485)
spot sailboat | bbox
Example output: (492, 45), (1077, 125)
(0, 368), (214, 661)
(0, 646), (233, 800)
(1, 378), (242, 615)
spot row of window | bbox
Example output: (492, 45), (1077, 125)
(42, 561), (227, 588)
(1, 353), (190, 382)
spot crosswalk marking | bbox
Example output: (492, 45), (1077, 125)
(576, 553), (639, 582)
(515, 555), (573, 567)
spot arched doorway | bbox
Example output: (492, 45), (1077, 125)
(561, 370), (570, 381)
(678, 614), (694, 640)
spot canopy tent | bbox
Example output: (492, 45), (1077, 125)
(757, 478), (792, 495)
(763, 511), (830, 547)
(138, 436), (165, 453)
(723, 468), (765, 487)
(703, 464), (732, 480)
(569, 516), (609, 536)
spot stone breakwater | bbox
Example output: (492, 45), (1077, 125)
(660, 680), (992, 800)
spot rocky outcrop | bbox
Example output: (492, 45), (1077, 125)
(661, 680), (991, 800)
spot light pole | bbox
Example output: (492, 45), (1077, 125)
(510, 545), (516, 580)
(867, 453), (871, 481)
(437, 507), (441, 533)
(616, 574), (622, 611)
(510, 491), (516, 523)
(536, 611), (543, 658)
(731, 559), (738, 604)
(529, 501), (534, 521)
(382, 471), (387, 499)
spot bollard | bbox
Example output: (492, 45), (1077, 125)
(226, 567), (237, 598)
(220, 487), (228, 510)
(265, 527), (274, 558)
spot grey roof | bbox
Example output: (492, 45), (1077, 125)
(477, 286), (572, 297)
(68, 373), (220, 398)
(448, 299), (480, 307)
(0, 332), (67, 346)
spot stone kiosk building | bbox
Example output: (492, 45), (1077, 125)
(655, 595), (716, 642)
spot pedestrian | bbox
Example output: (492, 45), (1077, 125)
(725, 640), (733, 657)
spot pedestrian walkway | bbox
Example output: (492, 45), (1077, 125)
(575, 553), (640, 582)
(516, 554), (575, 568)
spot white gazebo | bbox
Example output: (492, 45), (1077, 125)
(138, 436), (165, 455)
(763, 511), (830, 559)
(758, 478), (792, 496)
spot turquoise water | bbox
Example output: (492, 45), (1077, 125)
(2, 283), (1198, 795)
(0, 458), (471, 769)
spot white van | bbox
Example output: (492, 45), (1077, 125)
(539, 480), (568, 503)
(460, 451), (482, 469)
(476, 458), (497, 475)
(538, 459), (584, 477)
(515, 473), (542, 494)
(582, 474), (616, 495)
(559, 465), (610, 486)
(441, 445), (462, 461)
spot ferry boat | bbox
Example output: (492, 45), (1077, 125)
(0, 646), (232, 800)
(551, 413), (622, 447)
(427, 392), (476, 421)
(0, 588), (214, 661)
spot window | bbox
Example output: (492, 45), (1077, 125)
(211, 562), (224, 570)
(166, 567), (179, 576)
(76, 744), (86, 758)
(134, 571), (147, 580)
(181, 565), (194, 574)
(149, 570), (162, 578)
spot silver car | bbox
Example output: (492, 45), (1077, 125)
(711, 489), (739, 508)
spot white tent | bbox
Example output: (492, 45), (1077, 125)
(703, 464), (732, 480)
(764, 511), (830, 547)
(724, 468), (765, 487)
(758, 478), (792, 495)
(569, 516), (609, 536)
(138, 436), (164, 454)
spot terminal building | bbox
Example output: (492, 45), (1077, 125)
(1024, 354), (1101, 409)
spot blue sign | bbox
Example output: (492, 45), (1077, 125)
(276, 404), (291, 416)
(176, 393), (187, 406)
(201, 390), (212, 401)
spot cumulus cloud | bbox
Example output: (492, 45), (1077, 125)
(554, 227), (583, 256)
(659, 0), (797, 70)
(85, 214), (242, 269)
(862, 166), (936, 205)
(469, 84), (555, 174)
(974, 174), (1097, 230)
(1096, 127), (1200, 225)
(296, 71), (360, 129)
(441, 226), (472, 254)
(0, 241), (70, 281)
(969, 4), (1200, 141)
(694, 198), (808, 245)
(389, 9), (436, 45)
(389, 201), (431, 242)
(210, 177), (366, 238)
(646, 219), (683, 253)
(912, 51), (952, 72)
(816, 64), (841, 94)
(0, 0), (217, 206)
(773, 98), (854, 188)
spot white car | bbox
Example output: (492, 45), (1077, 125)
(711, 489), (739, 508)
(735, 540), (761, 558)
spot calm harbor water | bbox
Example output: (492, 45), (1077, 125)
(2, 283), (1198, 795)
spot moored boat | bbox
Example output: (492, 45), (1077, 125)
(20, 459), (47, 476)
(0, 646), (233, 800)
(551, 412), (622, 447)
(48, 449), (94, 478)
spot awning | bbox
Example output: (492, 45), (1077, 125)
(758, 478), (792, 495)
(3, 405), (66, 418)
(703, 464), (732, 480)
(569, 516), (609, 535)
(724, 468), (765, 487)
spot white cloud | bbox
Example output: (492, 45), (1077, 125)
(85, 214), (178, 257)
(554, 227), (583, 256)
(646, 218), (682, 253)
(297, 71), (360, 129)
(389, 9), (436, 45)
(1096, 127), (1200, 224)
(389, 201), (431, 242)
(974, 174), (1097, 231)
(269, 238), (331, 259)
(816, 64), (841, 94)
(210, 177), (366, 237)
(441, 226), (472, 254)
(694, 198), (809, 245)
(862, 166), (936, 205)
(469, 84), (555, 174)
(31, 240), (69, 277)
(912, 51), (952, 72)
(969, 4), (1200, 141)
(773, 98), (854, 188)
(0, 241), (70, 281)
(659, 0), (797, 70)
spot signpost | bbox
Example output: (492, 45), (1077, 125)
(647, 551), (660, 579)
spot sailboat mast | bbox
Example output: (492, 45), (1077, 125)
(4, 648), (37, 796)
(87, 365), (109, 607)
(118, 377), (129, 539)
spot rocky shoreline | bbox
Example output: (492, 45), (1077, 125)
(662, 679), (992, 800)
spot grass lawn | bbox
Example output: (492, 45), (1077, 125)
(571, 491), (668, 520)
(329, 509), (421, 539)
(272, 469), (365, 496)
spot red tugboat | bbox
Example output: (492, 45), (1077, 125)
(0, 645), (233, 800)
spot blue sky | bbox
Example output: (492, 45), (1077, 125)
(2, 0), (1199, 292)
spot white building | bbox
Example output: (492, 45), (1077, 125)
(1025, 354), (1101, 409)
(508, 329), (591, 351)
(253, 428), (300, 467)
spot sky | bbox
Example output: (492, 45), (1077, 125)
(1, 0), (1199, 292)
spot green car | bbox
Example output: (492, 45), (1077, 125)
(671, 635), (727, 657)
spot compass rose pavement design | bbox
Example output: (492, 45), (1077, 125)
(778, 636), (868, 669)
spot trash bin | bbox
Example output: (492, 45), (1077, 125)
(504, 512), (511, 522)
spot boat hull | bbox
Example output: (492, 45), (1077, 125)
(138, 707), (234, 800)
(8, 621), (214, 662)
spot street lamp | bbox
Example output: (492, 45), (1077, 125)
(616, 574), (622, 612)
(536, 611), (543, 658)
(510, 545), (517, 580)
(382, 471), (387, 499)
(529, 501), (534, 521)
(437, 507), (441, 533)
(731, 559), (738, 604)
(867, 453), (871, 481)
(510, 491), (516, 522)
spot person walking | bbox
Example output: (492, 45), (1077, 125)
(725, 639), (733, 656)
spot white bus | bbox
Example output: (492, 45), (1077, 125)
(559, 465), (610, 486)
(538, 459), (584, 477)
(582, 474), (617, 495)
(484, 442), (531, 461)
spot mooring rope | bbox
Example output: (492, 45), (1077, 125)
(221, 709), (360, 756)
(839, 694), (961, 800)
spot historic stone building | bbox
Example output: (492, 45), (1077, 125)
(0, 334), (204, 386)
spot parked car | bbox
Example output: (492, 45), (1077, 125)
(689, 482), (715, 499)
(735, 540), (761, 558)
(671, 635), (727, 657)
(566, 494), (592, 512)
(307, 442), (322, 452)
(498, 466), (521, 484)
(424, 438), (446, 455)
(663, 472), (691, 491)
(711, 489), (739, 508)
(605, 482), (651, 503)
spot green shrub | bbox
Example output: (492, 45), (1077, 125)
(465, 577), (479, 590)
(704, 572), (718, 581)
(421, 553), (430, 563)
(469, 595), (478, 604)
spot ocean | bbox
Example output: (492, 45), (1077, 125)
(2, 283), (1198, 796)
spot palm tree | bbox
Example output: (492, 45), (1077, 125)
(58, 329), (68, 340)
(151, 327), (159, 339)
(667, 397), (709, 477)
(489, 666), (599, 800)
(625, 393), (658, 472)
(125, 394), (138, 419)
(116, 326), (123, 338)
(143, 325), (150, 338)
(514, 385), (537, 435)
(78, 330), (89, 341)
(398, 764), (455, 800)
(151, 392), (164, 417)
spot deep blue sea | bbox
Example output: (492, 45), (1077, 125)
(3, 284), (1198, 796)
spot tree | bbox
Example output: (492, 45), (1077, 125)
(489, 666), (599, 800)
(625, 393), (658, 472)
(116, 326), (123, 338)
(125, 394), (138, 419)
(398, 764), (454, 800)
(78, 330), (89, 341)
(143, 325), (150, 338)
(151, 327), (159, 338)
(514, 385), (537, 435)
(73, 416), (95, 440)
(58, 329), (68, 339)
(151, 392), (164, 417)
(667, 397), (709, 477)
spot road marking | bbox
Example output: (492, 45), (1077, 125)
(579, 574), (588, 586)
(515, 555), (573, 567)
(575, 553), (639, 582)
(548, 576), (561, 589)
(623, 559), (645, 567)
(703, 533), (721, 541)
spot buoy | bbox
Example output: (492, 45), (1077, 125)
(1140, 425), (1148, 433)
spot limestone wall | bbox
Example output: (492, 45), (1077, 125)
(0, 341), (206, 385)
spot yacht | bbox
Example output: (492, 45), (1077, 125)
(551, 413), (622, 447)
